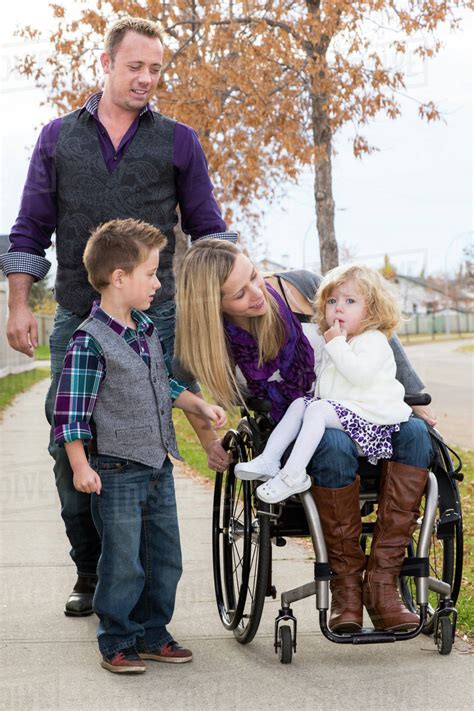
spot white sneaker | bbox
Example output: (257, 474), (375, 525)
(256, 471), (311, 503)
(234, 455), (280, 481)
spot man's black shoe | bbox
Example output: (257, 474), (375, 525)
(64, 574), (97, 617)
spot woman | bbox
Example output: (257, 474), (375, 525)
(175, 240), (434, 633)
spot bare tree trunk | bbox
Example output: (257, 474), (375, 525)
(312, 95), (338, 273)
(306, 0), (339, 274)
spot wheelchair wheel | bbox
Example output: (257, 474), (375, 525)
(278, 625), (293, 664)
(212, 422), (271, 642)
(400, 438), (463, 635)
(436, 616), (454, 655)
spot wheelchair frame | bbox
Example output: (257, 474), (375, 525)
(212, 400), (463, 662)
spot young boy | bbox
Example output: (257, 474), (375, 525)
(53, 218), (226, 674)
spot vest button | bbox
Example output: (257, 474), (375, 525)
(153, 377), (157, 383)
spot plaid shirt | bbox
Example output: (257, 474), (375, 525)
(53, 302), (186, 444)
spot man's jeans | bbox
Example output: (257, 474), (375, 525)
(90, 455), (182, 656)
(44, 299), (179, 576)
(308, 417), (433, 488)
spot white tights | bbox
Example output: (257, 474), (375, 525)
(262, 398), (343, 481)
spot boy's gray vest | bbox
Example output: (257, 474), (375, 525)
(80, 316), (181, 469)
(55, 110), (178, 316)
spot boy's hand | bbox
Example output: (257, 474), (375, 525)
(324, 319), (347, 343)
(200, 403), (227, 429)
(73, 465), (102, 495)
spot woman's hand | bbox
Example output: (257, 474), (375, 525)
(206, 438), (231, 471)
(411, 404), (437, 427)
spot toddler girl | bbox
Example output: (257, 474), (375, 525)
(235, 264), (411, 503)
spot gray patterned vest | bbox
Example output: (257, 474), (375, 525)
(55, 110), (178, 315)
(80, 316), (181, 469)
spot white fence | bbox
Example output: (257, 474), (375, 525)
(398, 310), (474, 337)
(0, 283), (36, 377)
(36, 313), (54, 346)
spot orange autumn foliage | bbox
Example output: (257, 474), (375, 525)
(16, 0), (473, 272)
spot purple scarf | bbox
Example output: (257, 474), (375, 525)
(224, 284), (315, 422)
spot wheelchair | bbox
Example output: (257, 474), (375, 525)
(212, 395), (463, 663)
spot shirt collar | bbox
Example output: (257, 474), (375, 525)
(79, 91), (153, 120)
(91, 301), (154, 336)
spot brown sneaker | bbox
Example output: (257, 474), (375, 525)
(139, 640), (193, 664)
(101, 647), (146, 674)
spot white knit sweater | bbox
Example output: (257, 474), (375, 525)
(314, 330), (412, 425)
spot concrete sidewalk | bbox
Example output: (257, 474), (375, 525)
(1, 380), (472, 711)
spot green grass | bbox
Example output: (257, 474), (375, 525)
(172, 401), (240, 484)
(457, 344), (474, 354)
(456, 448), (474, 638)
(172, 408), (218, 482)
(0, 368), (50, 412)
(34, 345), (51, 360)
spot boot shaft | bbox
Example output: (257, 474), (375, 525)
(368, 461), (429, 576)
(311, 478), (366, 576)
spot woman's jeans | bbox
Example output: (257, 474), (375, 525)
(90, 455), (182, 656)
(44, 300), (179, 577)
(308, 417), (433, 488)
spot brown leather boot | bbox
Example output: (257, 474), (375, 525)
(312, 478), (365, 632)
(363, 461), (429, 631)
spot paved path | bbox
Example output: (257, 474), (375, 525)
(404, 339), (473, 448)
(1, 380), (473, 711)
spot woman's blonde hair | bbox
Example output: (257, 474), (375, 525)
(175, 240), (286, 411)
(313, 263), (401, 338)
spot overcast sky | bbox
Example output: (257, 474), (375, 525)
(1, 2), (472, 278)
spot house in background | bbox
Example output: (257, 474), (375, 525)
(394, 274), (446, 315)
(393, 273), (473, 315)
(390, 272), (473, 336)
(256, 257), (288, 274)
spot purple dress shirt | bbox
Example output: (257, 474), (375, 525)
(1, 92), (236, 280)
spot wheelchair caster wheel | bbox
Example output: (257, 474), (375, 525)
(279, 625), (293, 664)
(436, 616), (453, 655)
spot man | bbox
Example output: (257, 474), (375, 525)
(2, 16), (236, 616)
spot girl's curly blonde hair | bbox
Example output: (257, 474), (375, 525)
(313, 264), (401, 338)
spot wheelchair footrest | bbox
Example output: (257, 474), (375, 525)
(351, 631), (396, 644)
(319, 605), (428, 645)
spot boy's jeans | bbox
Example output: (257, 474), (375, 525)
(44, 299), (180, 576)
(90, 454), (182, 656)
